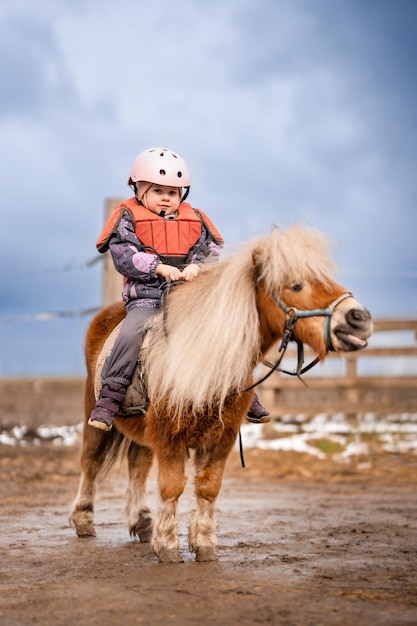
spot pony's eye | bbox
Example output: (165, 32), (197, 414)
(291, 283), (304, 292)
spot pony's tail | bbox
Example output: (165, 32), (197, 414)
(96, 430), (132, 479)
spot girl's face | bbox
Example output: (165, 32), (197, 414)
(142, 184), (181, 216)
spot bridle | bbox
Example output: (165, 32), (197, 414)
(233, 291), (353, 394)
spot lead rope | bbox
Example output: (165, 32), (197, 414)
(228, 313), (300, 399)
(239, 430), (246, 468)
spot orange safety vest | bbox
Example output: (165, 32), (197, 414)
(96, 198), (223, 263)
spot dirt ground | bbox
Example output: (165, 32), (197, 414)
(1, 441), (416, 626)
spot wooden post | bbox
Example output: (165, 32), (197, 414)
(102, 198), (125, 307)
(345, 355), (359, 423)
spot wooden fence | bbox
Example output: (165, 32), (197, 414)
(258, 319), (417, 420)
(0, 320), (415, 428)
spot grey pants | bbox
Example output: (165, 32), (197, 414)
(101, 305), (158, 388)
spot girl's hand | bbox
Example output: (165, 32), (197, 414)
(180, 263), (200, 282)
(155, 263), (183, 281)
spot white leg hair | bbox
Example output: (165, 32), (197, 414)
(69, 471), (96, 537)
(151, 500), (182, 562)
(189, 498), (217, 561)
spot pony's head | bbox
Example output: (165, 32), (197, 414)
(252, 225), (373, 360)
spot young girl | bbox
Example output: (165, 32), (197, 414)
(88, 147), (270, 431)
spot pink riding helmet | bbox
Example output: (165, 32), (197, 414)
(128, 147), (191, 190)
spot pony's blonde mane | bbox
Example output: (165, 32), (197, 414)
(144, 223), (336, 417)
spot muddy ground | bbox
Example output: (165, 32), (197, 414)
(1, 442), (416, 626)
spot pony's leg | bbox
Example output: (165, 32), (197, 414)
(125, 441), (154, 542)
(189, 429), (237, 562)
(69, 428), (114, 537)
(151, 444), (187, 563)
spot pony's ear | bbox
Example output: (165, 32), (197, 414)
(252, 247), (263, 282)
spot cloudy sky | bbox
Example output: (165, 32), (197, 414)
(0, 0), (416, 376)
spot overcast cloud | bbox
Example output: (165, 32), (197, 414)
(0, 0), (416, 375)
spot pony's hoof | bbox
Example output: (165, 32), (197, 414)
(73, 524), (96, 538)
(129, 515), (153, 542)
(157, 548), (184, 564)
(69, 516), (96, 538)
(195, 546), (218, 562)
(137, 527), (153, 543)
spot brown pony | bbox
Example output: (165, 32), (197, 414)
(70, 224), (373, 563)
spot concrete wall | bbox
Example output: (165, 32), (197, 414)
(0, 377), (85, 428)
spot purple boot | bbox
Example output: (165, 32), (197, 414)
(88, 382), (128, 431)
(246, 392), (271, 424)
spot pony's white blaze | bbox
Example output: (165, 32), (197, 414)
(330, 296), (374, 353)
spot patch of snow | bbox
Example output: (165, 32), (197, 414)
(0, 423), (83, 446)
(338, 440), (370, 458)
(379, 433), (417, 454)
(237, 412), (417, 460)
(257, 434), (325, 459)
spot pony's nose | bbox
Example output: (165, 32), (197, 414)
(346, 307), (372, 328)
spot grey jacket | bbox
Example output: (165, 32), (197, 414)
(108, 212), (222, 310)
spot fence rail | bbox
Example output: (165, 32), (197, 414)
(258, 318), (417, 419)
(1, 320), (416, 428)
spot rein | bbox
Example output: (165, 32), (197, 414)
(160, 279), (186, 337)
(236, 291), (352, 468)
